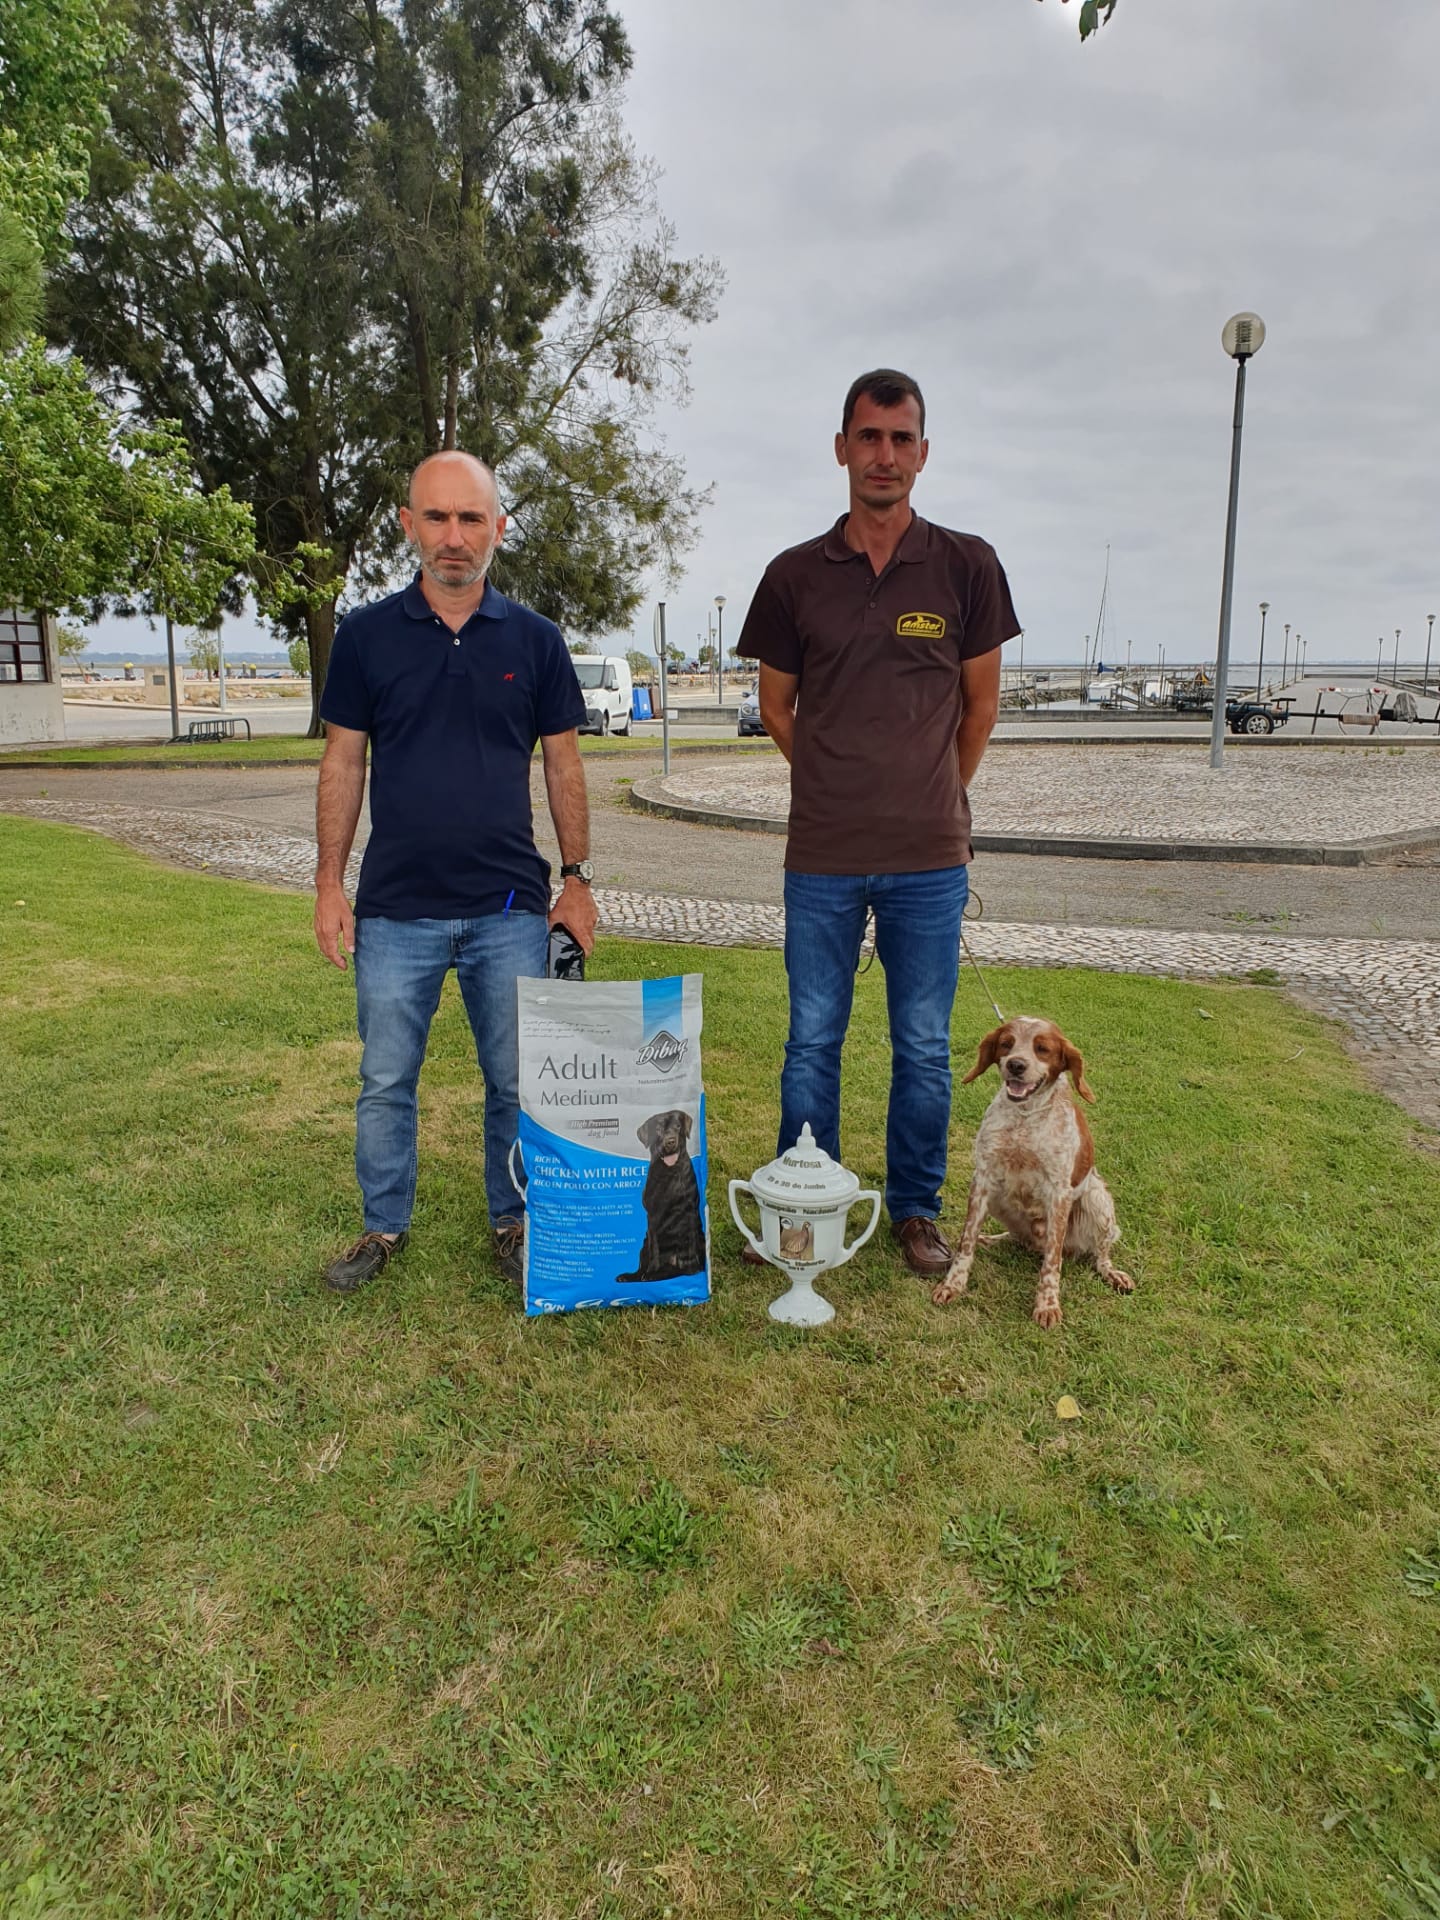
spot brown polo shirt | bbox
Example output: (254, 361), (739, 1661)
(736, 512), (1019, 873)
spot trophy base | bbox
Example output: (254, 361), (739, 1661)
(767, 1273), (835, 1327)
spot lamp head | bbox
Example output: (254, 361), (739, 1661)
(1221, 312), (1266, 360)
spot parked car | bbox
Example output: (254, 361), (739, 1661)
(1224, 696), (1292, 736)
(571, 655), (633, 735)
(737, 679), (766, 737)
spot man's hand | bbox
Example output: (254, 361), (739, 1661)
(550, 877), (598, 954)
(315, 881), (356, 969)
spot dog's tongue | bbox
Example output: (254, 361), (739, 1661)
(661, 1152), (679, 1167)
(1005, 1081), (1033, 1101)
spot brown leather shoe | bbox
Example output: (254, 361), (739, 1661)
(892, 1216), (952, 1276)
(740, 1242), (768, 1267)
(323, 1230), (407, 1294)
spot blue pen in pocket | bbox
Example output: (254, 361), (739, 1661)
(503, 889), (515, 917)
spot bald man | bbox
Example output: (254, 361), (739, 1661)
(314, 451), (598, 1294)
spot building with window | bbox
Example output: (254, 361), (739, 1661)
(0, 609), (64, 744)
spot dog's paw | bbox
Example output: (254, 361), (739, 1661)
(931, 1279), (965, 1307)
(1102, 1266), (1134, 1294)
(1031, 1300), (1064, 1330)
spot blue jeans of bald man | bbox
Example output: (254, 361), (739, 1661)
(779, 866), (969, 1222)
(353, 912), (548, 1233)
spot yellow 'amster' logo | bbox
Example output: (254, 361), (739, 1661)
(896, 611), (946, 639)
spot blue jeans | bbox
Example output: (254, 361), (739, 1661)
(352, 913), (548, 1233)
(780, 866), (969, 1223)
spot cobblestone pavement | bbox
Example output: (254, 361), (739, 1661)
(642, 743), (1440, 846)
(9, 795), (1440, 1130)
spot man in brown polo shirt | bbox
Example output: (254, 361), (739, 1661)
(736, 368), (1019, 1275)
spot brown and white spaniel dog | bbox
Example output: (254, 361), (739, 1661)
(932, 1017), (1133, 1328)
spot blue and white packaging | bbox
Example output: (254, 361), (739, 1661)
(514, 973), (710, 1315)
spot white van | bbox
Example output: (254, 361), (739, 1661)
(572, 655), (634, 735)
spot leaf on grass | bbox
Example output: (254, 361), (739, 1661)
(1055, 1395), (1082, 1421)
(1197, 1009), (1214, 1020)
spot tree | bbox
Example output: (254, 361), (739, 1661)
(625, 649), (652, 681)
(55, 622), (88, 661)
(1038, 0), (1119, 38)
(0, 340), (256, 621)
(0, 0), (121, 349)
(55, 0), (721, 732)
(187, 629), (220, 677)
(568, 638), (598, 656)
(287, 635), (310, 677)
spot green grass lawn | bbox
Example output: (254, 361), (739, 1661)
(2, 815), (1438, 1920)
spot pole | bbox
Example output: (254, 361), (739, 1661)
(1256, 604), (1268, 696)
(715, 600), (725, 703)
(1376, 638), (1384, 684)
(1394, 629), (1402, 685)
(656, 602), (670, 778)
(1209, 355), (1249, 769)
(165, 610), (181, 741)
(1426, 614), (1435, 696)
(216, 618), (227, 711)
(1282, 622), (1289, 688)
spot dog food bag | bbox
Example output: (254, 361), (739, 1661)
(515, 973), (710, 1315)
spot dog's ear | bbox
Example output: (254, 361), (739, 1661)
(1061, 1038), (1096, 1103)
(678, 1110), (694, 1139)
(962, 1024), (1008, 1083)
(637, 1115), (658, 1147)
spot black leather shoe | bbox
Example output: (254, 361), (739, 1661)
(323, 1230), (407, 1294)
(493, 1215), (525, 1286)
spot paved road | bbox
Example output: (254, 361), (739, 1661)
(2, 750), (1436, 941)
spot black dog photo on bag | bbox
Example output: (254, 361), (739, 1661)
(616, 1109), (706, 1284)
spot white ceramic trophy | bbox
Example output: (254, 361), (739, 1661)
(728, 1124), (882, 1326)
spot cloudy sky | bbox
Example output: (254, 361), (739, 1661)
(614, 0), (1440, 670)
(90, 0), (1437, 672)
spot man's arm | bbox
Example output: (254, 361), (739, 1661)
(956, 647), (1002, 790)
(314, 724), (368, 969)
(757, 664), (800, 764)
(539, 727), (599, 953)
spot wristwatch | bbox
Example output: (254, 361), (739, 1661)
(560, 860), (594, 883)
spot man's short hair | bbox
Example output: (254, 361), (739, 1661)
(841, 369), (926, 437)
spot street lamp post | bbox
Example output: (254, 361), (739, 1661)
(1394, 629), (1402, 685)
(1426, 614), (1436, 696)
(1376, 637), (1385, 684)
(1256, 602), (1269, 696)
(1282, 621), (1290, 687)
(1297, 633), (1305, 680)
(714, 595), (726, 702)
(1209, 312), (1266, 769)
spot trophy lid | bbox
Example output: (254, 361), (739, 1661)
(745, 1123), (861, 1208)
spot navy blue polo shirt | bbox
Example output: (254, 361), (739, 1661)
(319, 575), (586, 920)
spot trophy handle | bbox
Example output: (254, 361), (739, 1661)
(837, 1189), (882, 1265)
(728, 1179), (767, 1261)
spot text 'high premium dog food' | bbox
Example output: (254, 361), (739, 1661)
(514, 974), (709, 1315)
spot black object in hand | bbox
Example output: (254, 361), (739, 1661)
(546, 923), (586, 981)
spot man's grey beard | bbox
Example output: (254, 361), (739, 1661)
(421, 552), (492, 589)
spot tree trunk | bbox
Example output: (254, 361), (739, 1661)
(305, 597), (337, 739)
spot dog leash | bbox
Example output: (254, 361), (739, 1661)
(960, 891), (1006, 1022)
(854, 894), (1006, 1021)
